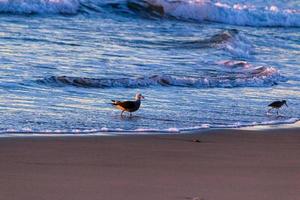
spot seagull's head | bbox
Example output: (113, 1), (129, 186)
(282, 100), (288, 107)
(135, 93), (145, 100)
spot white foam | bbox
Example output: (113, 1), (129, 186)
(180, 118), (300, 131)
(0, 118), (298, 137)
(0, 0), (79, 14)
(146, 0), (300, 27)
(41, 64), (286, 89)
(219, 31), (253, 57)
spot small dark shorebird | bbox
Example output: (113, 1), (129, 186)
(268, 100), (288, 115)
(111, 93), (144, 117)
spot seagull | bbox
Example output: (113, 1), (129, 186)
(268, 100), (288, 115)
(111, 93), (144, 117)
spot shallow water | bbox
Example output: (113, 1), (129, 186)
(0, 0), (299, 134)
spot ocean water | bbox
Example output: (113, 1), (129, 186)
(0, 0), (299, 135)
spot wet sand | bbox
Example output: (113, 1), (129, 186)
(0, 128), (300, 200)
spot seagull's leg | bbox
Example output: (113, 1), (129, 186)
(267, 107), (273, 114)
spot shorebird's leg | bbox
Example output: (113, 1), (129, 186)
(277, 109), (279, 115)
(121, 110), (125, 117)
(130, 113), (132, 117)
(267, 108), (273, 114)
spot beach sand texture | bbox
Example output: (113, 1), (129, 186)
(0, 128), (300, 200)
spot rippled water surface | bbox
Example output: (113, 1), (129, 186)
(0, 0), (299, 134)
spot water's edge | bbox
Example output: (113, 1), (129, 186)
(0, 119), (299, 138)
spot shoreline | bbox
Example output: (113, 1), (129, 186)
(0, 121), (300, 139)
(0, 121), (299, 138)
(1, 128), (300, 200)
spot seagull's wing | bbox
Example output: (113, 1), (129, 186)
(117, 101), (137, 110)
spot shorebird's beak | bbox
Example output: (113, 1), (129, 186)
(285, 103), (288, 107)
(141, 95), (145, 99)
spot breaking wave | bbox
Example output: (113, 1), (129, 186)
(0, 0), (79, 14)
(210, 29), (252, 58)
(129, 29), (252, 57)
(152, 29), (240, 49)
(146, 0), (300, 27)
(0, 0), (162, 15)
(0, 0), (299, 28)
(38, 64), (286, 88)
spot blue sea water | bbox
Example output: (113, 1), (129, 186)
(0, 0), (299, 134)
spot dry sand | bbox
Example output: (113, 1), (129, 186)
(0, 128), (300, 200)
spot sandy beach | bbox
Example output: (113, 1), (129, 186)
(0, 128), (300, 200)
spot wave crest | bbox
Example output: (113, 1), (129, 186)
(38, 65), (286, 88)
(0, 0), (79, 14)
(146, 0), (300, 27)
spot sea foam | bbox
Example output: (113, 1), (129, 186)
(1, 118), (298, 136)
(146, 0), (300, 27)
(0, 0), (79, 14)
(38, 64), (286, 88)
